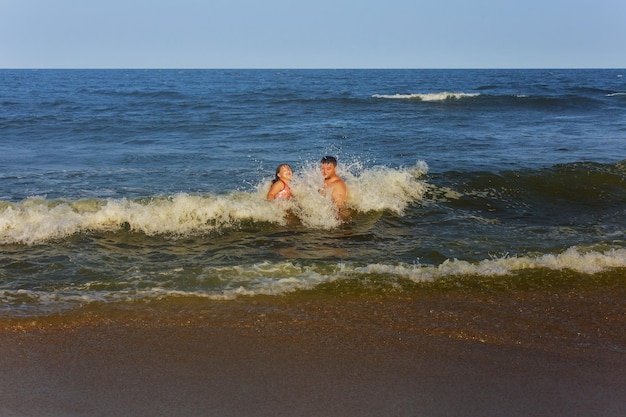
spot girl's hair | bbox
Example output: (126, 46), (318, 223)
(272, 164), (291, 184)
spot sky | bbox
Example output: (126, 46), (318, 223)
(1, 0), (625, 68)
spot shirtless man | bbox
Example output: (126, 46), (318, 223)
(320, 156), (347, 209)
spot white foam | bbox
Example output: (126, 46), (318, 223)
(345, 164), (428, 214)
(0, 193), (287, 244)
(354, 247), (626, 281)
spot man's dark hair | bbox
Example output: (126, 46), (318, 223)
(320, 156), (337, 166)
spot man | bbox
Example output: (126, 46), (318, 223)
(320, 155), (347, 209)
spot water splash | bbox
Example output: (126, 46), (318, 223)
(0, 162), (429, 244)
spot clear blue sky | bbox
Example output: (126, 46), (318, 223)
(2, 0), (625, 68)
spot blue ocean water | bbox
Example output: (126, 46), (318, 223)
(1, 69), (626, 316)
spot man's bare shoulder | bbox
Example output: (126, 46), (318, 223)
(325, 176), (345, 187)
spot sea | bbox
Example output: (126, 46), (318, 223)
(1, 68), (625, 319)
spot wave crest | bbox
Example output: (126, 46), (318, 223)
(0, 163), (429, 245)
(3, 247), (624, 316)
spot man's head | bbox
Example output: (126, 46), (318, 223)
(320, 156), (338, 179)
(320, 156), (337, 166)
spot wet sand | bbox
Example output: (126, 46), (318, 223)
(1, 287), (625, 417)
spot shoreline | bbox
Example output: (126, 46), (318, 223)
(1, 288), (625, 417)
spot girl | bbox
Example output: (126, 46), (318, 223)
(266, 164), (293, 200)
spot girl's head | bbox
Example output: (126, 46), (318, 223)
(273, 164), (292, 183)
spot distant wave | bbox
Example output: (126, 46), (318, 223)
(371, 91), (608, 110)
(372, 92), (480, 101)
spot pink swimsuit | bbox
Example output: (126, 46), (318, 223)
(275, 180), (292, 199)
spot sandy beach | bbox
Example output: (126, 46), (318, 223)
(1, 286), (625, 417)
